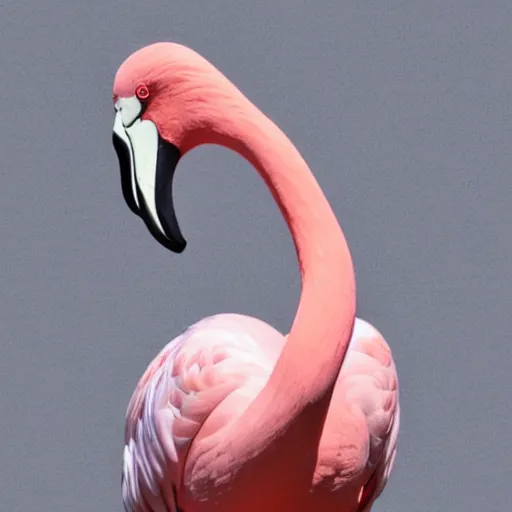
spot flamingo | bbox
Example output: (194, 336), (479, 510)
(111, 42), (399, 512)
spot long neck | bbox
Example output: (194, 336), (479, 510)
(183, 89), (356, 463)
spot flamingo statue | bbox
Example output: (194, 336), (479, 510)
(112, 42), (399, 512)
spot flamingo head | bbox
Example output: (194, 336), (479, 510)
(112, 42), (226, 253)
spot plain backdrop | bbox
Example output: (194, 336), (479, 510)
(0, 1), (510, 510)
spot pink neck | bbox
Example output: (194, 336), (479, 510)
(183, 92), (356, 459)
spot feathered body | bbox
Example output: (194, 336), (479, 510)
(123, 314), (398, 512)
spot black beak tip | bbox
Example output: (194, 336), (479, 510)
(170, 239), (187, 254)
(145, 222), (187, 254)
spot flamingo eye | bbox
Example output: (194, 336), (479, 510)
(135, 84), (150, 101)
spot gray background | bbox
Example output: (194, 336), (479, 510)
(0, 1), (510, 510)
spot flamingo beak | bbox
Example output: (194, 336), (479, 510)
(112, 102), (187, 253)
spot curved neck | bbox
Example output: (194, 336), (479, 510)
(183, 92), (356, 463)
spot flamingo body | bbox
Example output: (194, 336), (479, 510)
(122, 314), (398, 512)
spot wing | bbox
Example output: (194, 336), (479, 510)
(121, 313), (283, 512)
(345, 318), (400, 512)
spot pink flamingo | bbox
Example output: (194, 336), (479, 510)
(112, 42), (399, 512)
